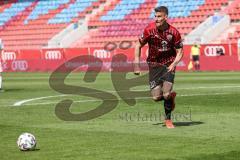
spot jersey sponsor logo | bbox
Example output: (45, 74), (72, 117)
(154, 35), (161, 39)
(167, 34), (173, 41)
(45, 51), (62, 60)
(93, 49), (110, 59)
(1, 51), (17, 60)
(204, 46), (225, 57)
(11, 60), (28, 71)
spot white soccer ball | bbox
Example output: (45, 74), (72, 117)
(17, 133), (37, 151)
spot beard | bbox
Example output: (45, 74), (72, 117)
(156, 20), (165, 27)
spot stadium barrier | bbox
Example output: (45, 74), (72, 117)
(1, 44), (240, 72)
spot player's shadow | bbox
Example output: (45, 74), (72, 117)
(153, 121), (204, 127)
(22, 148), (40, 152)
(2, 89), (24, 92)
(173, 121), (204, 126)
(33, 148), (40, 151)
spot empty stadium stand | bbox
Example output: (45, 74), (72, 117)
(0, 0), (239, 49)
(221, 0), (240, 43)
(24, 0), (70, 24)
(73, 0), (230, 47)
(0, 0), (105, 49)
(209, 0), (240, 44)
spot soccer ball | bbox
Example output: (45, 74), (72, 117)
(17, 133), (37, 151)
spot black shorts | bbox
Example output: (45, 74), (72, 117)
(192, 55), (199, 61)
(148, 64), (175, 90)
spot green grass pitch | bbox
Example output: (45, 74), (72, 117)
(0, 71), (240, 160)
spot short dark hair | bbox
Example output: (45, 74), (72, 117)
(154, 6), (168, 15)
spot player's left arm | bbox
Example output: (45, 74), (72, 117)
(168, 48), (183, 72)
(168, 30), (183, 72)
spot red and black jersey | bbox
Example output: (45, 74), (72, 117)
(139, 22), (183, 66)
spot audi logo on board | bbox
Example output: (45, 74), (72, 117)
(204, 46), (225, 57)
(93, 49), (110, 59)
(11, 60), (28, 71)
(1, 51), (17, 60)
(45, 51), (62, 60)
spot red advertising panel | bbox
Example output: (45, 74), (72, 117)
(40, 48), (66, 72)
(200, 56), (240, 70)
(184, 44), (231, 56)
(64, 48), (89, 60)
(115, 48), (134, 60)
(89, 48), (114, 61)
(41, 48), (65, 60)
(201, 44), (230, 56)
(89, 48), (115, 71)
(2, 44), (240, 72)
(4, 60), (29, 72)
(231, 43), (238, 56)
(1, 50), (19, 61)
(18, 49), (41, 59)
(3, 59), (65, 72)
(177, 55), (240, 71)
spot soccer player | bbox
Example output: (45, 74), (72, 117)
(190, 43), (201, 71)
(134, 6), (183, 128)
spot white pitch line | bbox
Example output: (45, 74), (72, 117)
(13, 95), (67, 106)
(13, 92), (235, 107)
(12, 85), (240, 107)
(126, 85), (240, 93)
(178, 85), (240, 90)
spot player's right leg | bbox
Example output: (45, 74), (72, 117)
(162, 80), (176, 129)
(148, 64), (164, 102)
(151, 85), (163, 102)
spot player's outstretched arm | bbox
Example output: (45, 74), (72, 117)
(134, 41), (144, 75)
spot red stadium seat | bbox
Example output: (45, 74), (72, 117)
(1, 0), (240, 49)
